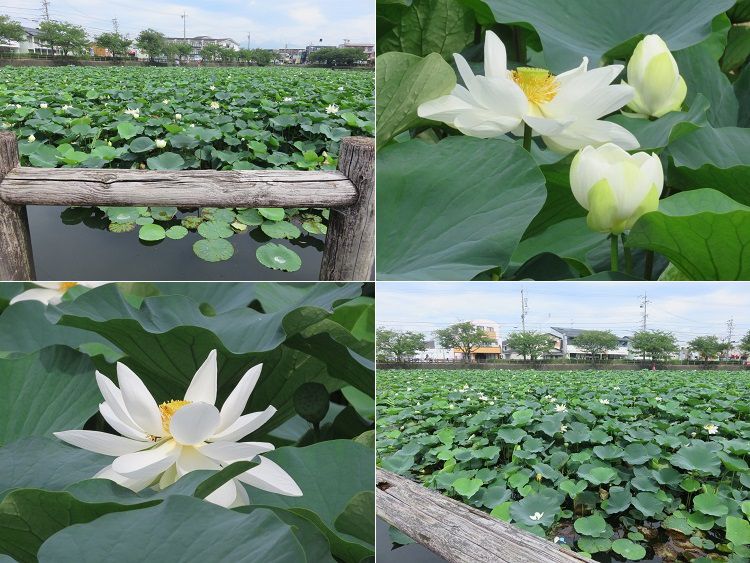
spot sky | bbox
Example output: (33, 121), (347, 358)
(377, 282), (750, 346)
(1, 0), (374, 48)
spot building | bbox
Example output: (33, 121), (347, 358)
(549, 327), (631, 360)
(339, 40), (375, 63)
(451, 319), (504, 362)
(0, 27), (56, 55)
(165, 36), (240, 61)
(276, 48), (305, 64)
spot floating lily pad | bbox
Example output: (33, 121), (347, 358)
(193, 238), (234, 262)
(258, 208), (285, 221)
(105, 207), (141, 223)
(165, 226), (188, 240)
(138, 224), (166, 241)
(260, 221), (301, 239)
(256, 243), (301, 272)
(146, 152), (184, 170)
(108, 222), (135, 233)
(236, 209), (264, 226)
(181, 215), (204, 229)
(612, 538), (646, 561)
(150, 207), (178, 221)
(197, 221), (234, 240)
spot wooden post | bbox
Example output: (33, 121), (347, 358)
(0, 132), (34, 281)
(319, 136), (374, 281)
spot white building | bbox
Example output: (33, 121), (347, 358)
(549, 327), (631, 360)
(165, 36), (240, 61)
(0, 27), (56, 55)
(339, 40), (375, 63)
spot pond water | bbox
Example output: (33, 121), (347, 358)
(376, 518), (446, 563)
(27, 206), (325, 280)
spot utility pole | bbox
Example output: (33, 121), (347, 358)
(726, 318), (735, 360)
(639, 292), (650, 331)
(112, 17), (119, 34)
(247, 32), (251, 50)
(520, 289), (528, 333)
(41, 0), (51, 21)
(181, 12), (187, 40)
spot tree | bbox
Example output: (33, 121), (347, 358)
(200, 43), (222, 62)
(629, 330), (678, 363)
(37, 20), (88, 56)
(218, 47), (237, 63)
(0, 15), (25, 44)
(741, 330), (750, 354)
(505, 331), (553, 362)
(249, 48), (272, 66)
(688, 335), (726, 363)
(434, 322), (494, 361)
(95, 32), (131, 58)
(173, 42), (192, 62)
(307, 47), (366, 66)
(136, 28), (166, 62)
(376, 328), (427, 362)
(573, 330), (620, 363)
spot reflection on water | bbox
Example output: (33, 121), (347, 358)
(27, 206), (325, 281)
(376, 518), (446, 563)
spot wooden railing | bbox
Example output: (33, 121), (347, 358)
(377, 469), (595, 563)
(0, 132), (374, 281)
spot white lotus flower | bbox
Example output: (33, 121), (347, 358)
(703, 424), (718, 435)
(283, 97), (293, 102)
(338, 86), (344, 91)
(39, 103), (48, 109)
(417, 31), (638, 154)
(10, 282), (105, 306)
(55, 350), (302, 508)
(555, 404), (567, 412)
(599, 399), (610, 405)
(175, 113), (182, 120)
(210, 101), (220, 109)
(570, 143), (663, 234)
(62, 104), (72, 111)
(155, 139), (167, 149)
(655, 396), (662, 402)
(27, 134), (35, 142)
(209, 85), (216, 91)
(530, 511), (544, 521)
(624, 35), (686, 118)
(162, 99), (170, 104)
(560, 424), (568, 433)
(124, 109), (140, 118)
(326, 104), (339, 114)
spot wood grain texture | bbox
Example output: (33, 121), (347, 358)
(0, 132), (34, 281)
(376, 469), (594, 563)
(0, 168), (357, 207)
(319, 136), (375, 281)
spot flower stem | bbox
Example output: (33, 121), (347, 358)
(643, 250), (654, 280)
(621, 233), (632, 274)
(522, 122), (532, 152)
(610, 235), (619, 272)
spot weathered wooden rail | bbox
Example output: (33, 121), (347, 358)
(0, 132), (374, 281)
(376, 469), (595, 563)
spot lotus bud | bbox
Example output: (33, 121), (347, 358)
(570, 143), (663, 235)
(39, 103), (48, 109)
(625, 35), (686, 118)
(27, 134), (35, 142)
(175, 113), (182, 120)
(155, 139), (167, 149)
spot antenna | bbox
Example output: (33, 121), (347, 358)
(520, 289), (528, 332)
(181, 12), (187, 40)
(41, 0), (51, 21)
(639, 292), (650, 331)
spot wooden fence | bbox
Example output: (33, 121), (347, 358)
(377, 469), (594, 563)
(0, 132), (374, 281)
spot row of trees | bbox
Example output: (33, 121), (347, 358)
(376, 323), (750, 364)
(307, 47), (368, 66)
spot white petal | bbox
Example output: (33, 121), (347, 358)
(117, 363), (163, 436)
(230, 480), (249, 508)
(96, 372), (144, 434)
(236, 456), (302, 496)
(471, 76), (527, 118)
(94, 464), (157, 492)
(555, 57), (588, 85)
(545, 120), (639, 153)
(175, 445), (220, 476)
(199, 441), (274, 463)
(217, 364), (263, 433)
(417, 93), (478, 126)
(184, 349), (217, 405)
(99, 402), (149, 441)
(454, 112), (521, 138)
(204, 478), (238, 507)
(169, 402), (221, 445)
(523, 115), (571, 136)
(112, 440), (180, 479)
(9, 289), (61, 305)
(35, 282), (64, 290)
(54, 430), (152, 456)
(483, 31), (508, 79)
(210, 406), (277, 442)
(453, 53), (477, 91)
(547, 84), (634, 120)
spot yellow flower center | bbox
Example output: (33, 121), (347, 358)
(59, 282), (79, 292)
(511, 67), (559, 105)
(159, 399), (191, 433)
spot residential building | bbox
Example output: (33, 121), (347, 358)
(452, 319), (504, 362)
(549, 327), (631, 360)
(165, 36), (240, 61)
(0, 27), (56, 55)
(276, 48), (305, 64)
(339, 40), (375, 63)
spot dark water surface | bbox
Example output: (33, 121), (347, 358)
(376, 518), (447, 563)
(27, 206), (325, 280)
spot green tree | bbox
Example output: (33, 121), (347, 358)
(37, 20), (88, 56)
(307, 47), (366, 66)
(434, 322), (494, 362)
(688, 335), (726, 363)
(136, 28), (166, 62)
(504, 331), (553, 362)
(629, 330), (678, 363)
(573, 330), (620, 364)
(95, 32), (131, 58)
(249, 48), (272, 66)
(218, 47), (237, 63)
(200, 43), (222, 62)
(741, 330), (750, 354)
(173, 41), (192, 62)
(376, 328), (427, 362)
(238, 48), (252, 63)
(0, 15), (25, 44)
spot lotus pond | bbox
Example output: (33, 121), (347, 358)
(0, 66), (374, 277)
(376, 370), (750, 562)
(0, 282), (375, 562)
